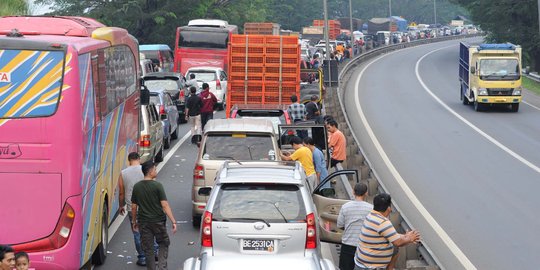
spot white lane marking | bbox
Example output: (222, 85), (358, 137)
(524, 101), (540, 111)
(108, 131), (192, 242)
(415, 46), (540, 175)
(353, 48), (477, 269)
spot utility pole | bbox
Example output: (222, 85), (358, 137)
(349, 0), (354, 50)
(389, 0), (392, 17)
(538, 0), (540, 35)
(323, 0), (330, 60)
(434, 0), (437, 27)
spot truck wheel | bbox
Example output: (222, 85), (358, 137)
(192, 215), (201, 227)
(461, 86), (470, 105)
(92, 205), (108, 265)
(510, 103), (519, 112)
(474, 101), (484, 111)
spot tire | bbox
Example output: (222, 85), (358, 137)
(178, 113), (187, 124)
(461, 86), (470, 105)
(92, 205), (108, 265)
(171, 126), (178, 140)
(510, 103), (519, 112)
(192, 215), (201, 227)
(474, 100), (484, 112)
(154, 144), (164, 162)
(217, 103), (224, 111)
(164, 135), (170, 149)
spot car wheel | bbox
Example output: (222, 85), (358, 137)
(92, 204), (108, 265)
(179, 113), (187, 124)
(192, 215), (201, 227)
(164, 135), (170, 149)
(217, 103), (224, 111)
(510, 103), (519, 112)
(155, 144), (164, 162)
(171, 126), (178, 140)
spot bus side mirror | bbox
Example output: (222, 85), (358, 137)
(141, 85), (150, 106)
(471, 66), (476, 74)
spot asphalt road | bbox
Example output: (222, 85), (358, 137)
(342, 38), (540, 269)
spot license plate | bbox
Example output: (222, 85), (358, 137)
(242, 239), (275, 252)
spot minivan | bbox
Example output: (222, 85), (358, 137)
(139, 104), (164, 163)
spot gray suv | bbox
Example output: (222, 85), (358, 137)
(197, 161), (358, 257)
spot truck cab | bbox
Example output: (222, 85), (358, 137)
(459, 43), (522, 112)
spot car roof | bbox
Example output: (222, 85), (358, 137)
(201, 255), (325, 269)
(187, 66), (222, 72)
(217, 161), (303, 185)
(144, 72), (182, 80)
(149, 88), (168, 94)
(139, 44), (172, 51)
(204, 119), (275, 134)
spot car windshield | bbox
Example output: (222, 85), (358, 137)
(145, 80), (179, 91)
(479, 59), (520, 80)
(187, 71), (217, 82)
(212, 184), (307, 223)
(202, 133), (275, 160)
(149, 94), (161, 105)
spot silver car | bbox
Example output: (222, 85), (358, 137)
(197, 161), (358, 258)
(183, 253), (336, 270)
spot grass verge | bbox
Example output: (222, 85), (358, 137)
(522, 76), (540, 95)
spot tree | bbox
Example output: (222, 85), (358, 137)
(0, 0), (29, 16)
(450, 0), (540, 69)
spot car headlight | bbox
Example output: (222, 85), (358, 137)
(512, 86), (522, 96)
(478, 88), (488, 96)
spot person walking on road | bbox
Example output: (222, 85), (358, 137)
(280, 136), (317, 189)
(303, 137), (328, 187)
(185, 86), (203, 144)
(132, 161), (177, 270)
(355, 193), (420, 270)
(119, 152), (151, 266)
(326, 119), (346, 167)
(0, 245), (15, 270)
(200, 83), (217, 131)
(337, 183), (372, 270)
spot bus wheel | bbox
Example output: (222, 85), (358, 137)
(92, 205), (108, 265)
(510, 103), (519, 112)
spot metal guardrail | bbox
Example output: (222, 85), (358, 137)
(334, 33), (483, 268)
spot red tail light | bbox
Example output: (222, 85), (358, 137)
(179, 90), (185, 102)
(140, 135), (151, 147)
(201, 211), (213, 247)
(13, 202), (76, 252)
(194, 164), (205, 180)
(305, 213), (317, 249)
(159, 105), (166, 115)
(287, 130), (295, 136)
(216, 79), (221, 90)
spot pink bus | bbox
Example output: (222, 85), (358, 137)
(0, 16), (140, 269)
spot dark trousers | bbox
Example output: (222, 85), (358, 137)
(339, 243), (357, 270)
(201, 111), (213, 130)
(140, 222), (170, 270)
(331, 158), (344, 168)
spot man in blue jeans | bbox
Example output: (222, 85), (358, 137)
(119, 152), (157, 266)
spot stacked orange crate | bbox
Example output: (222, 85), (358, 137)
(263, 35), (300, 104)
(313, 20), (341, 39)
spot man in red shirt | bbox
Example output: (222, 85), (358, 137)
(326, 119), (346, 167)
(199, 83), (217, 130)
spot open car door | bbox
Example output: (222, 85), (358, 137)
(278, 124), (329, 166)
(312, 170), (359, 244)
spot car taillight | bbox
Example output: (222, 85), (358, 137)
(140, 135), (151, 147)
(194, 164), (205, 179)
(287, 130), (295, 136)
(201, 211), (213, 247)
(13, 202), (75, 252)
(305, 213), (317, 249)
(216, 79), (221, 90)
(179, 90), (185, 102)
(160, 105), (166, 115)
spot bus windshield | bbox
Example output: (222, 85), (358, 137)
(179, 30), (229, 49)
(0, 49), (65, 118)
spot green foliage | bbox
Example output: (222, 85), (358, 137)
(450, 0), (540, 69)
(0, 0), (29, 16)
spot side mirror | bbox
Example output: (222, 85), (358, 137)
(198, 187), (212, 196)
(471, 66), (476, 74)
(160, 114), (167, 120)
(141, 85), (150, 106)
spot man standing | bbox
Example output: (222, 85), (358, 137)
(185, 86), (203, 144)
(303, 137), (328, 187)
(337, 183), (372, 270)
(280, 136), (317, 189)
(119, 152), (148, 266)
(287, 95), (306, 123)
(132, 161), (177, 270)
(199, 83), (217, 130)
(305, 95), (322, 123)
(355, 193), (420, 270)
(185, 74), (198, 93)
(326, 119), (346, 168)
(0, 245), (15, 270)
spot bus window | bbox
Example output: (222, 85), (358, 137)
(179, 30), (229, 49)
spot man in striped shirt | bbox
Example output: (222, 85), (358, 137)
(355, 193), (420, 270)
(338, 183), (372, 270)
